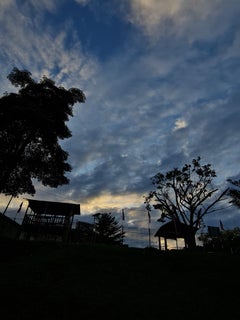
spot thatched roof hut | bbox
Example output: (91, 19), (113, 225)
(154, 220), (197, 250)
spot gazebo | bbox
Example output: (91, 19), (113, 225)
(154, 220), (197, 250)
(21, 199), (80, 242)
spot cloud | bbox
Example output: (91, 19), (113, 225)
(24, 0), (57, 12)
(58, 4), (240, 214)
(0, 0), (97, 91)
(74, 0), (90, 5)
(127, 0), (240, 42)
(1, 0), (240, 241)
(173, 118), (187, 131)
(128, 0), (182, 35)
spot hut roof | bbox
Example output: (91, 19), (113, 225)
(154, 220), (197, 240)
(26, 199), (80, 217)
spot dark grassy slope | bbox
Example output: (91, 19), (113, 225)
(0, 241), (239, 320)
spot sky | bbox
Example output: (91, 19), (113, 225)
(1, 0), (240, 248)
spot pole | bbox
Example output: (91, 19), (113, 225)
(121, 209), (125, 245)
(147, 210), (151, 247)
(148, 223), (151, 247)
(172, 216), (179, 250)
(122, 224), (124, 245)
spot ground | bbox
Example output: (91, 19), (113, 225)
(0, 240), (239, 320)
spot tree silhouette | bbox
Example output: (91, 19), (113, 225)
(145, 157), (228, 249)
(93, 213), (125, 245)
(199, 227), (240, 253)
(0, 68), (85, 196)
(227, 179), (240, 208)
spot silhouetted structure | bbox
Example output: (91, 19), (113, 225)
(20, 199), (80, 242)
(71, 221), (94, 242)
(154, 220), (198, 250)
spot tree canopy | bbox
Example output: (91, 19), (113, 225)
(200, 227), (240, 253)
(0, 68), (85, 196)
(145, 157), (228, 248)
(93, 213), (125, 245)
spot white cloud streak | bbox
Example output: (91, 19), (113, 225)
(74, 0), (90, 5)
(0, 0), (97, 90)
(128, 0), (240, 42)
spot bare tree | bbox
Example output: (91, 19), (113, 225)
(145, 157), (228, 248)
(227, 179), (240, 208)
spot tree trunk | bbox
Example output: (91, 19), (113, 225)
(185, 230), (197, 249)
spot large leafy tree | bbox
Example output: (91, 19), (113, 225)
(145, 157), (228, 248)
(0, 68), (85, 196)
(93, 213), (125, 245)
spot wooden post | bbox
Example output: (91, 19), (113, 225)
(164, 237), (168, 250)
(158, 237), (161, 251)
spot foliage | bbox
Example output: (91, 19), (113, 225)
(93, 212), (125, 245)
(199, 227), (240, 253)
(227, 179), (240, 208)
(145, 157), (228, 248)
(0, 68), (85, 196)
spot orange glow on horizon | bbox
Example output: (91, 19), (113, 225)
(79, 192), (144, 215)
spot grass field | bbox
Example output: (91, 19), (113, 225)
(0, 240), (239, 320)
